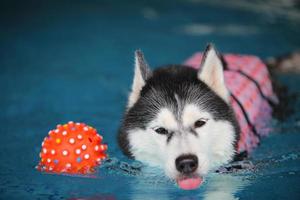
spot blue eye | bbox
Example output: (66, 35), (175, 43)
(155, 127), (169, 135)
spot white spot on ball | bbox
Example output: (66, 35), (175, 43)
(66, 163), (71, 168)
(81, 144), (87, 150)
(69, 138), (75, 144)
(100, 145), (106, 151)
(62, 150), (68, 156)
(94, 145), (99, 151)
(62, 131), (67, 136)
(51, 150), (55, 155)
(47, 158), (51, 163)
(43, 148), (47, 154)
(77, 134), (83, 140)
(75, 149), (81, 155)
(54, 129), (59, 133)
(84, 154), (90, 159)
(83, 127), (89, 131)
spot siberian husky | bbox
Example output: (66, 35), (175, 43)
(117, 44), (297, 190)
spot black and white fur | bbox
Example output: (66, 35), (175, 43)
(118, 45), (240, 182)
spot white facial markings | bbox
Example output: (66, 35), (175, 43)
(128, 104), (236, 181)
(182, 104), (210, 129)
(128, 128), (166, 167)
(208, 121), (236, 169)
(128, 107), (178, 168)
(152, 108), (178, 131)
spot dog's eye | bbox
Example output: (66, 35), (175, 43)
(155, 127), (169, 135)
(194, 120), (206, 128)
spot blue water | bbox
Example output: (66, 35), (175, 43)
(0, 1), (299, 199)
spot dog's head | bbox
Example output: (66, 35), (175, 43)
(118, 45), (239, 190)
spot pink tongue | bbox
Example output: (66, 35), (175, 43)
(177, 177), (202, 190)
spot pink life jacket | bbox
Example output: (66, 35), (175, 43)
(184, 53), (278, 153)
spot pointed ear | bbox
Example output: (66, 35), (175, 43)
(127, 50), (152, 108)
(198, 44), (229, 102)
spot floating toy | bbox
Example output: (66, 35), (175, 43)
(36, 122), (107, 174)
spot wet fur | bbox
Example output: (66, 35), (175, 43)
(117, 45), (242, 182)
(117, 45), (298, 182)
(118, 65), (239, 157)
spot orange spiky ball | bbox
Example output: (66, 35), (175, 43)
(36, 122), (108, 174)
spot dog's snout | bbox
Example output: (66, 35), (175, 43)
(175, 154), (198, 174)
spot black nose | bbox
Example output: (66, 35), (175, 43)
(175, 154), (198, 174)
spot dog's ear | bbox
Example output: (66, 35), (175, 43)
(127, 50), (152, 108)
(198, 44), (230, 102)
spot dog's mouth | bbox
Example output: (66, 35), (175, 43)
(176, 175), (203, 190)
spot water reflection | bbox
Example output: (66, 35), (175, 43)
(68, 195), (116, 200)
(128, 165), (250, 200)
(67, 159), (250, 200)
(202, 174), (249, 200)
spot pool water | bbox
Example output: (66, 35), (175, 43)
(0, 1), (299, 199)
